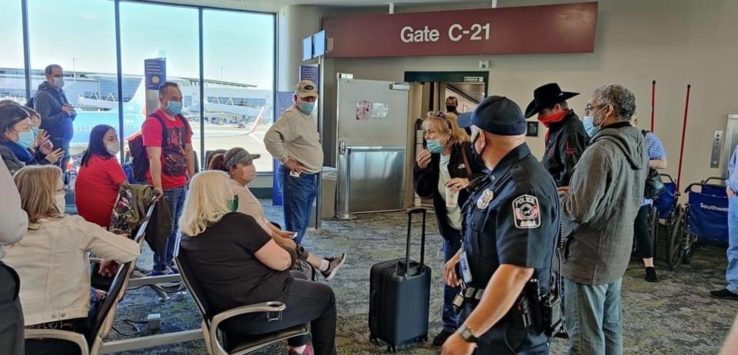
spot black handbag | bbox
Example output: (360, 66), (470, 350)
(644, 167), (665, 199)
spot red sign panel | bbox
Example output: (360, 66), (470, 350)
(323, 2), (598, 58)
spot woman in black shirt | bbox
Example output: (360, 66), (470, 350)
(179, 171), (336, 355)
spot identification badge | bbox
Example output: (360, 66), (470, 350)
(289, 170), (300, 178)
(476, 188), (494, 209)
(460, 251), (473, 284)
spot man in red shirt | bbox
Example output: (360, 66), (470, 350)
(142, 81), (194, 275)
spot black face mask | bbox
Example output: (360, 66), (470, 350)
(446, 105), (457, 112)
(470, 132), (486, 170)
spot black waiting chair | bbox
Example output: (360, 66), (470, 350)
(175, 249), (309, 355)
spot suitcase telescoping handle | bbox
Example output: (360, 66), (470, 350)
(403, 208), (427, 277)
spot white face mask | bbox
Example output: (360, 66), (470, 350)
(55, 193), (66, 214)
(105, 142), (120, 155)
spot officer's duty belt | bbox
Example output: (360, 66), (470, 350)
(462, 287), (485, 301)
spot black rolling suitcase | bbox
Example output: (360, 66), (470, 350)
(368, 208), (431, 352)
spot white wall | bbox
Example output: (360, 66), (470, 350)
(321, 0), (738, 188)
(277, 5), (323, 91)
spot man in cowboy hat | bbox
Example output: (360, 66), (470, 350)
(526, 83), (589, 187)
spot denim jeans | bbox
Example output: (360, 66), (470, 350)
(442, 229), (462, 332)
(563, 277), (623, 355)
(278, 166), (317, 245)
(727, 197), (738, 293)
(153, 187), (186, 272)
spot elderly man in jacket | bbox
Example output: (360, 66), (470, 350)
(558, 84), (648, 355)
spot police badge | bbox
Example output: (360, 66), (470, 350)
(512, 195), (541, 229)
(476, 188), (494, 209)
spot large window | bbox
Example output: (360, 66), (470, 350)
(120, 2), (201, 164)
(0, 0), (26, 104)
(28, 0), (118, 157)
(203, 9), (275, 172)
(2, 0), (276, 173)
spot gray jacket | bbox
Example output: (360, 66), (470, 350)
(559, 122), (648, 285)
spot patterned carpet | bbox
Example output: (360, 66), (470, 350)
(107, 201), (738, 354)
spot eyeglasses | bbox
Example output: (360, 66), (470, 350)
(584, 104), (606, 115)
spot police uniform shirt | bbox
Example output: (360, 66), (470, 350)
(463, 143), (560, 292)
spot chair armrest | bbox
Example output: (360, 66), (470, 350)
(24, 328), (90, 355)
(210, 301), (287, 355)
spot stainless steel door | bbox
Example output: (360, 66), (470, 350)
(335, 78), (410, 218)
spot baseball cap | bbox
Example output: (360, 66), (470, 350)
(295, 80), (319, 99)
(457, 96), (526, 136)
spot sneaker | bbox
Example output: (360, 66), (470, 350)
(321, 253), (347, 281)
(553, 329), (569, 339)
(168, 263), (180, 275)
(288, 345), (314, 355)
(710, 288), (738, 300)
(432, 330), (454, 347)
(149, 266), (172, 276)
(645, 267), (658, 282)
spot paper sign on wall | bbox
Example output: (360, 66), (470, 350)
(356, 100), (371, 121)
(371, 103), (389, 119)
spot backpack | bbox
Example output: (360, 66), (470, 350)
(641, 130), (666, 199)
(128, 112), (191, 183)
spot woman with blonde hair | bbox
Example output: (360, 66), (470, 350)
(413, 110), (485, 346)
(208, 147), (346, 281)
(179, 171), (336, 355)
(3, 165), (139, 333)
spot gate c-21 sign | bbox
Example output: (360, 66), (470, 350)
(323, 2), (598, 58)
(400, 23), (491, 43)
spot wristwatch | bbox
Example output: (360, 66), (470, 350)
(458, 324), (479, 343)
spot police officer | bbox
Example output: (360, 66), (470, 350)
(441, 96), (560, 355)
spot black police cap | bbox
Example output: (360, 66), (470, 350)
(457, 96), (526, 136)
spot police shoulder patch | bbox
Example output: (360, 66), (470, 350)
(512, 195), (541, 229)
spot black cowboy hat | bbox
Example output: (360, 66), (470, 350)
(524, 83), (579, 118)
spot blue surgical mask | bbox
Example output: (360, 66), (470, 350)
(298, 101), (316, 115)
(16, 130), (35, 148)
(583, 116), (600, 137)
(426, 139), (443, 154)
(166, 100), (183, 115)
(52, 77), (64, 89)
(31, 127), (40, 136)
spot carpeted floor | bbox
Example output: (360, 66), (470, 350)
(108, 201), (738, 354)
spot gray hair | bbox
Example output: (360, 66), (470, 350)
(44, 64), (62, 76)
(592, 84), (636, 121)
